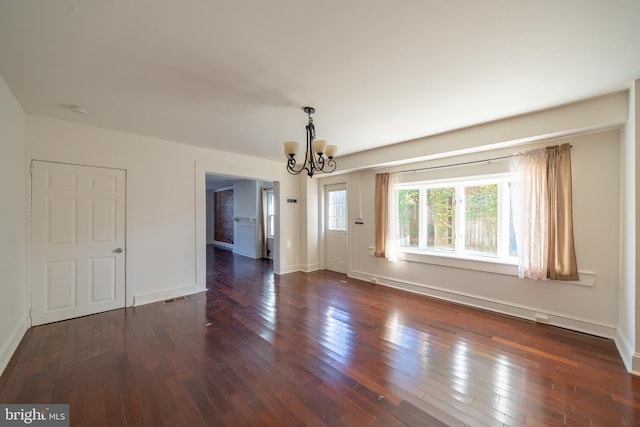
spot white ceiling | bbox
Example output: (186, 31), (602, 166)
(1, 1), (639, 162)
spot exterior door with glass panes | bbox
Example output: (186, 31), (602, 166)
(325, 183), (348, 273)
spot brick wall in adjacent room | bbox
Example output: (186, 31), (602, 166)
(214, 189), (234, 244)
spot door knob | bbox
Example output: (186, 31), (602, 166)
(114, 248), (123, 253)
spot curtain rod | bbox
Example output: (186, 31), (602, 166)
(397, 145), (573, 174)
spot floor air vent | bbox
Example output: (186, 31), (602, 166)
(163, 296), (189, 304)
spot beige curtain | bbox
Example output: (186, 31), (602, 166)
(374, 173), (389, 258)
(512, 147), (549, 279)
(546, 144), (579, 280)
(374, 173), (398, 261)
(511, 142), (578, 280)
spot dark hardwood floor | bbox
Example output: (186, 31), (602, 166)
(2, 245), (640, 426)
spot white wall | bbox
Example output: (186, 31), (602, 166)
(233, 180), (260, 258)
(619, 80), (640, 372)
(300, 175), (320, 272)
(346, 130), (620, 337)
(26, 115), (299, 306)
(0, 75), (28, 374)
(634, 80), (640, 373)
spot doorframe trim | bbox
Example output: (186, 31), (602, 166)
(194, 162), (282, 287)
(318, 175), (350, 274)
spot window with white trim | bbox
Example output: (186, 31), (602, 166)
(395, 174), (517, 262)
(267, 189), (275, 238)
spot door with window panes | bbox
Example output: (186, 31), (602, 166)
(325, 183), (348, 273)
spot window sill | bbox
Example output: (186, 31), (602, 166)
(367, 247), (595, 287)
(401, 248), (519, 276)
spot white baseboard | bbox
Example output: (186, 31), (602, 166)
(0, 315), (29, 376)
(233, 249), (262, 259)
(275, 264), (301, 275)
(134, 284), (206, 307)
(302, 263), (320, 273)
(349, 269), (617, 339)
(213, 241), (233, 250)
(615, 329), (635, 373)
(631, 354), (640, 376)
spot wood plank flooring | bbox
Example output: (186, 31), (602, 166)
(2, 245), (640, 426)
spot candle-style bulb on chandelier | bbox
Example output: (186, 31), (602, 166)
(284, 107), (337, 178)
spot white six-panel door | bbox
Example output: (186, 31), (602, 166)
(31, 161), (126, 326)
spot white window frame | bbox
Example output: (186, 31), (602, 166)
(266, 189), (275, 238)
(394, 173), (517, 267)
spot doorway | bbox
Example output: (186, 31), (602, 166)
(324, 183), (348, 274)
(30, 161), (126, 326)
(204, 175), (274, 259)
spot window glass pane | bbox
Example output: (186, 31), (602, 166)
(268, 215), (274, 237)
(266, 190), (275, 238)
(267, 191), (274, 215)
(328, 189), (346, 231)
(398, 189), (419, 247)
(464, 185), (497, 255)
(426, 187), (455, 251)
(393, 176), (517, 261)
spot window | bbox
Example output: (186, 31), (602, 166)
(327, 189), (347, 231)
(395, 175), (516, 262)
(266, 189), (275, 238)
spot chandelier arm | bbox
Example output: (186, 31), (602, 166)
(286, 157), (306, 175)
(317, 157), (337, 174)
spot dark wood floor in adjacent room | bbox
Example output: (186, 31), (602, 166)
(1, 246), (639, 426)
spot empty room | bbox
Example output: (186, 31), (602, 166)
(1, 1), (640, 426)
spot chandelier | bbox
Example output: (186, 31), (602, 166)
(284, 107), (337, 177)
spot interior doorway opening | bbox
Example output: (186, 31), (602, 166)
(195, 164), (281, 291)
(204, 173), (275, 292)
(204, 173), (275, 260)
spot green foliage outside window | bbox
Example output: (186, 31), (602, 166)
(465, 185), (498, 254)
(395, 177), (511, 259)
(398, 189), (419, 247)
(427, 188), (455, 249)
